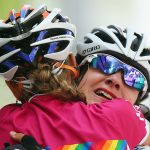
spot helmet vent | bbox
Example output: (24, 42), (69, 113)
(130, 36), (142, 52)
(114, 32), (126, 47)
(95, 31), (115, 44)
(140, 48), (150, 56)
(84, 37), (93, 43)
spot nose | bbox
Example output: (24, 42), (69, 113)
(104, 72), (123, 90)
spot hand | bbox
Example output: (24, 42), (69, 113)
(2, 131), (43, 150)
(10, 131), (25, 142)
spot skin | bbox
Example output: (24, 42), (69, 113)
(10, 131), (24, 142)
(78, 67), (139, 104)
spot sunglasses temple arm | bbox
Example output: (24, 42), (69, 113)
(78, 54), (98, 67)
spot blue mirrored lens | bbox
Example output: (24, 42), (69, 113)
(91, 54), (145, 91)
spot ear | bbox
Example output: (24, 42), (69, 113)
(5, 80), (23, 101)
(68, 52), (78, 67)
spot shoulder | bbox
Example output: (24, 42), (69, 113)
(0, 103), (21, 122)
(0, 103), (20, 111)
(98, 99), (145, 127)
(88, 99), (137, 116)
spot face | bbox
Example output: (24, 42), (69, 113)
(78, 67), (139, 104)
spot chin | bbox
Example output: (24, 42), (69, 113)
(86, 97), (105, 104)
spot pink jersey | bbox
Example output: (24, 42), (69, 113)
(0, 94), (148, 150)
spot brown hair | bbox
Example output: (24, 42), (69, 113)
(19, 59), (86, 102)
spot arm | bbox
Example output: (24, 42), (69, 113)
(3, 131), (43, 150)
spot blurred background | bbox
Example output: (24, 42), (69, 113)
(0, 0), (150, 107)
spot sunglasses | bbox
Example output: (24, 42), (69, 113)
(79, 53), (148, 92)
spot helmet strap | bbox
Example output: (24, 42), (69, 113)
(53, 61), (79, 79)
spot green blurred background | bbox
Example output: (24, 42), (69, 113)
(0, 0), (70, 19)
(0, 0), (35, 19)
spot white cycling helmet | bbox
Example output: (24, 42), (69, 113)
(77, 25), (150, 99)
(0, 4), (76, 81)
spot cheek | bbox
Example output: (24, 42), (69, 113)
(78, 70), (104, 90)
(78, 75), (92, 92)
(123, 88), (139, 104)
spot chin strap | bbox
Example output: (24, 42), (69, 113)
(51, 53), (79, 78)
(53, 61), (79, 78)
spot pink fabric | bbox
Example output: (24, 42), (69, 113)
(0, 95), (147, 150)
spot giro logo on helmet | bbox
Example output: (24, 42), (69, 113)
(82, 45), (100, 55)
